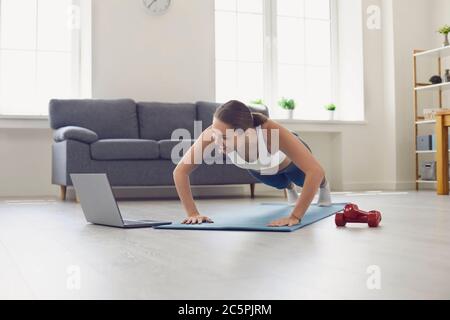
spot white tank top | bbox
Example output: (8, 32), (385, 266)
(227, 126), (287, 175)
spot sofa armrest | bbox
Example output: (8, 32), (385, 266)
(53, 126), (99, 144)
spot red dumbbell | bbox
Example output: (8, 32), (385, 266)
(335, 203), (382, 228)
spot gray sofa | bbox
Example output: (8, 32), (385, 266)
(49, 99), (269, 200)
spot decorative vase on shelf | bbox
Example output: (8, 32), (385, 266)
(287, 109), (294, 120)
(438, 25), (450, 47)
(324, 103), (337, 121)
(328, 111), (335, 121)
(445, 69), (450, 82)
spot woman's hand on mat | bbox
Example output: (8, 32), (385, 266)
(182, 215), (214, 225)
(268, 216), (300, 227)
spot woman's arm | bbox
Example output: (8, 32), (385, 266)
(173, 127), (215, 223)
(264, 120), (325, 225)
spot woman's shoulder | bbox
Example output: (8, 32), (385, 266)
(195, 125), (214, 142)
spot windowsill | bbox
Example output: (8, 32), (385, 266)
(0, 115), (368, 129)
(274, 118), (368, 133)
(0, 115), (49, 120)
(274, 118), (367, 125)
(0, 115), (50, 129)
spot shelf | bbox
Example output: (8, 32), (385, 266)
(414, 45), (450, 58)
(416, 150), (450, 154)
(415, 82), (450, 92)
(417, 180), (450, 184)
(413, 47), (450, 192)
(415, 120), (436, 125)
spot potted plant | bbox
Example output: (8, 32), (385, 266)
(250, 99), (265, 106)
(325, 103), (336, 120)
(278, 97), (296, 120)
(438, 25), (450, 47)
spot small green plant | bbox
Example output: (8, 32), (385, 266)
(325, 103), (336, 111)
(438, 25), (450, 35)
(278, 97), (296, 110)
(250, 99), (265, 105)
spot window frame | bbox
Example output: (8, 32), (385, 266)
(214, 0), (339, 121)
(0, 0), (90, 117)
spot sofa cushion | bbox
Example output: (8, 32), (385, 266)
(53, 126), (99, 144)
(90, 139), (159, 161)
(49, 99), (139, 139)
(196, 101), (221, 129)
(196, 101), (270, 129)
(159, 140), (195, 160)
(137, 102), (197, 140)
(159, 139), (227, 164)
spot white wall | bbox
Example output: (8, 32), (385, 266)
(0, 128), (54, 197)
(0, 0), (444, 198)
(391, 0), (433, 187)
(336, 0), (365, 121)
(92, 0), (215, 102)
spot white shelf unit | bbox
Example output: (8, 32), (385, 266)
(414, 45), (450, 58)
(415, 82), (450, 92)
(416, 180), (450, 184)
(413, 47), (450, 190)
(416, 150), (450, 154)
(415, 120), (437, 125)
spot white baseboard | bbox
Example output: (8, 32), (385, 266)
(1, 180), (421, 200)
(63, 184), (285, 201)
(342, 180), (417, 192)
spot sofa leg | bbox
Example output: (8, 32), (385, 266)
(250, 184), (255, 199)
(60, 186), (67, 201)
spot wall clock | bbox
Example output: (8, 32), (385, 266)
(143, 0), (171, 15)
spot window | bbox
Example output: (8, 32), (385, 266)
(215, 0), (337, 120)
(0, 0), (90, 116)
(215, 0), (264, 109)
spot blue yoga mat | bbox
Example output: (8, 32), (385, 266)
(155, 203), (347, 232)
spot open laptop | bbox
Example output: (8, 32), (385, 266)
(70, 173), (172, 229)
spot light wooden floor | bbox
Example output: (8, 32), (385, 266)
(0, 191), (449, 300)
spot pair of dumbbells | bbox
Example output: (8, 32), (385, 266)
(335, 203), (382, 228)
